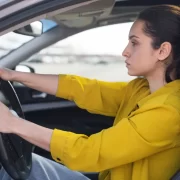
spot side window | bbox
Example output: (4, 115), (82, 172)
(20, 22), (135, 82)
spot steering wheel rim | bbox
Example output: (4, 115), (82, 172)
(0, 79), (33, 180)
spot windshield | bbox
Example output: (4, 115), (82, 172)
(0, 32), (33, 59)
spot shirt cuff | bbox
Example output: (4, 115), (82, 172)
(55, 74), (72, 99)
(50, 129), (71, 163)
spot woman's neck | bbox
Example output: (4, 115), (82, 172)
(148, 79), (166, 93)
(146, 70), (167, 93)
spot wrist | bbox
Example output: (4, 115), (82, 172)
(11, 70), (20, 81)
(10, 116), (53, 151)
(10, 116), (23, 134)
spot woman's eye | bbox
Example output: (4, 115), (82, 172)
(131, 41), (137, 46)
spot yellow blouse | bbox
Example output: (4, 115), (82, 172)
(50, 75), (180, 180)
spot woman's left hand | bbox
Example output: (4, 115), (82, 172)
(0, 101), (18, 133)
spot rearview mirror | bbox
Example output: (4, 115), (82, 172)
(14, 21), (43, 37)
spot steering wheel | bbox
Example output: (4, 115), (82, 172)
(0, 79), (33, 180)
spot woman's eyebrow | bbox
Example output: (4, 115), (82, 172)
(129, 35), (139, 40)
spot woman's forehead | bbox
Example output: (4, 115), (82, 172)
(129, 21), (146, 39)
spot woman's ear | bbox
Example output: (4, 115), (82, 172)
(158, 42), (172, 62)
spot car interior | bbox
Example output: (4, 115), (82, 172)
(0, 0), (180, 180)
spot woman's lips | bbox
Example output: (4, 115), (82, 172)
(125, 61), (130, 67)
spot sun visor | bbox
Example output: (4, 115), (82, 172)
(49, 0), (115, 25)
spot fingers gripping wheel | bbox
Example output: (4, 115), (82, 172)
(0, 79), (33, 180)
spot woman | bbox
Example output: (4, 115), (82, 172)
(0, 4), (180, 180)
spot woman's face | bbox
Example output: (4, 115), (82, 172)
(122, 20), (160, 77)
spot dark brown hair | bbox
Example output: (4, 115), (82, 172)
(137, 5), (180, 82)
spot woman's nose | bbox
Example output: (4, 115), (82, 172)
(122, 48), (130, 58)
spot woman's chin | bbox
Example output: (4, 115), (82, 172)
(127, 71), (137, 76)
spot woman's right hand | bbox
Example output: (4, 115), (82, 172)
(0, 67), (59, 96)
(0, 68), (14, 81)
